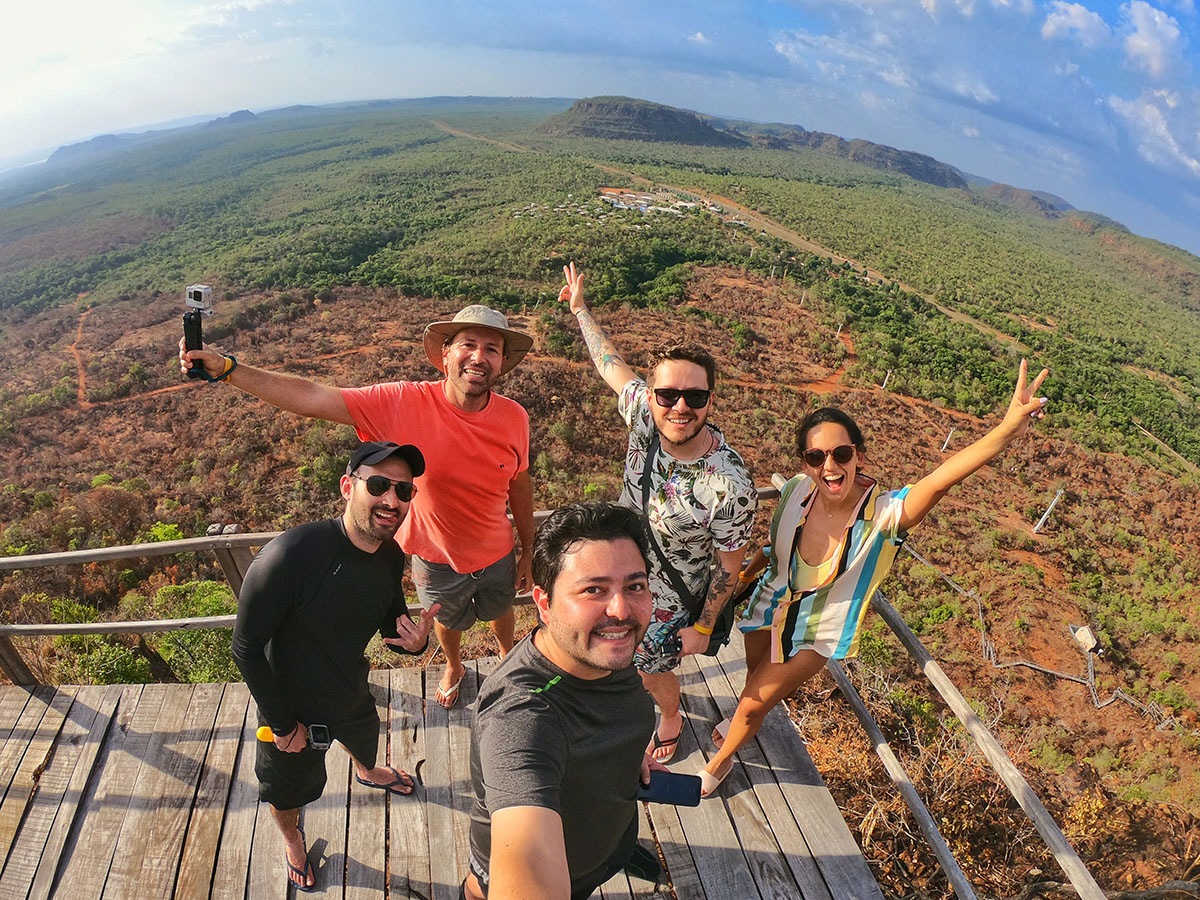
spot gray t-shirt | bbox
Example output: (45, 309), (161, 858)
(468, 631), (655, 896)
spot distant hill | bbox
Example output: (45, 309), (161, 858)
(206, 109), (257, 127)
(537, 96), (748, 147)
(726, 122), (968, 190)
(47, 133), (140, 165)
(983, 183), (1075, 217)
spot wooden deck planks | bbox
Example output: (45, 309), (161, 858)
(0, 686), (55, 808)
(0, 686), (76, 868)
(0, 654), (883, 900)
(388, 666), (430, 899)
(54, 683), (148, 900)
(174, 683), (250, 900)
(208, 695), (262, 900)
(26, 685), (120, 900)
(0, 685), (100, 900)
(344, 670), (389, 899)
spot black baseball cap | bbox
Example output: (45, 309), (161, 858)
(347, 441), (426, 477)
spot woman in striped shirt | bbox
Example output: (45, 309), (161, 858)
(699, 360), (1050, 797)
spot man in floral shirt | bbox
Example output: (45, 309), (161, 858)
(559, 263), (757, 763)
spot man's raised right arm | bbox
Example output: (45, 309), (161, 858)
(558, 262), (637, 395)
(179, 339), (353, 425)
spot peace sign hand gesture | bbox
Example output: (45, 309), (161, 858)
(558, 262), (587, 315)
(1001, 358), (1050, 439)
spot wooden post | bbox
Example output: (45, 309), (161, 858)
(881, 370), (891, 390)
(871, 591), (1107, 900)
(941, 427), (955, 452)
(0, 635), (35, 685)
(827, 660), (979, 900)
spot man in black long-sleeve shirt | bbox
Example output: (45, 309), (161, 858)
(232, 441), (439, 892)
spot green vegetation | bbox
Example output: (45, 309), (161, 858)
(2, 103), (1196, 468)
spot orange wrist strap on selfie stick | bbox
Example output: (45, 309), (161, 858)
(256, 724), (332, 750)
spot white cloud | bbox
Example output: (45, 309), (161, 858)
(991, 0), (1036, 12)
(1055, 60), (1081, 75)
(1122, 1), (1181, 79)
(1041, 2), (1111, 48)
(880, 65), (913, 88)
(964, 125), (980, 136)
(950, 75), (999, 103)
(688, 31), (711, 44)
(1109, 93), (1200, 176)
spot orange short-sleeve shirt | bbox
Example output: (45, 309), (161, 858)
(342, 381), (529, 573)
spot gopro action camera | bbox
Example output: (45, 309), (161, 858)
(183, 284), (214, 379)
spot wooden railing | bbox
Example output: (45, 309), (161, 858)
(0, 481), (1105, 900)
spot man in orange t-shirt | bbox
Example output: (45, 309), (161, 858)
(181, 305), (535, 709)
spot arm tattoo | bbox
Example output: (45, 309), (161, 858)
(697, 564), (736, 629)
(575, 309), (626, 377)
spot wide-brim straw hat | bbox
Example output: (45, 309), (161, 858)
(423, 305), (534, 376)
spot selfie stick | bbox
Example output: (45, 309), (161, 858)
(183, 284), (214, 380)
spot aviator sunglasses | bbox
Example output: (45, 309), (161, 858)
(802, 445), (857, 468)
(653, 388), (712, 409)
(353, 474), (418, 502)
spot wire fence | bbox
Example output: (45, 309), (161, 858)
(898, 543), (1175, 731)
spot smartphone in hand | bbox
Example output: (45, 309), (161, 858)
(637, 770), (702, 807)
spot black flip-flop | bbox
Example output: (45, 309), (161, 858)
(355, 765), (414, 795)
(285, 826), (317, 893)
(650, 732), (680, 763)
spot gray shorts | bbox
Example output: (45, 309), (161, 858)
(411, 549), (516, 631)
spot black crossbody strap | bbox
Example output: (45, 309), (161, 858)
(640, 432), (708, 616)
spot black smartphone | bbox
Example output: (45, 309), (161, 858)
(637, 770), (701, 807)
(307, 723), (332, 751)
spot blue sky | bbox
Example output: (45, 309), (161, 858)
(5, 0), (1200, 255)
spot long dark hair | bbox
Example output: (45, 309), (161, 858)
(795, 407), (866, 455)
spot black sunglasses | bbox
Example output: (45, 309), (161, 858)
(353, 474), (418, 501)
(653, 388), (711, 409)
(802, 445), (856, 468)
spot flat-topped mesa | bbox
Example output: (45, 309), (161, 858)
(537, 96), (748, 147)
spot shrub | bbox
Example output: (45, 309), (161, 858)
(51, 597), (151, 684)
(131, 581), (239, 683)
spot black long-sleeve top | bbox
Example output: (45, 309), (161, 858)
(231, 517), (419, 735)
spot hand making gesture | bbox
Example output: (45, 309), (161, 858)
(998, 358), (1051, 439)
(559, 262), (587, 315)
(385, 603), (441, 653)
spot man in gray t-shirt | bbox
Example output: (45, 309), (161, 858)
(465, 503), (659, 900)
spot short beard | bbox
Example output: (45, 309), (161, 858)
(349, 505), (400, 544)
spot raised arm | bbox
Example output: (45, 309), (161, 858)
(558, 262), (638, 394)
(900, 359), (1049, 531)
(179, 337), (353, 424)
(488, 806), (571, 900)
